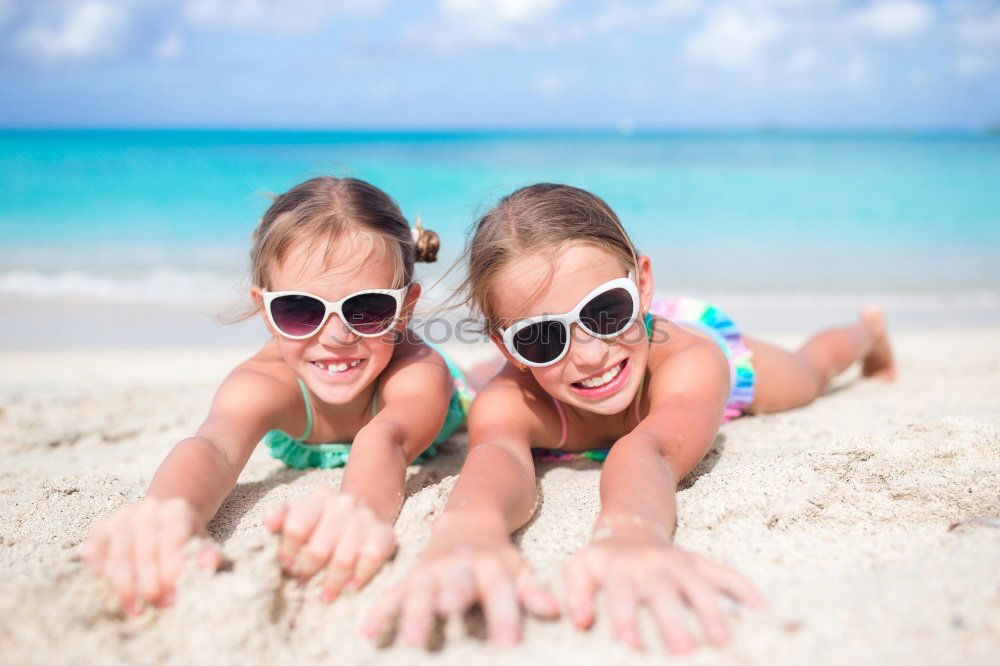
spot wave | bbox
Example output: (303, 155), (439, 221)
(0, 269), (244, 306)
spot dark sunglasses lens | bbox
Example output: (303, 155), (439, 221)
(342, 293), (398, 335)
(579, 287), (634, 335)
(513, 320), (568, 365)
(269, 295), (326, 337)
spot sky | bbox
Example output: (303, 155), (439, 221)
(0, 0), (998, 129)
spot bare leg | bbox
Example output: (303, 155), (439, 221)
(745, 306), (895, 414)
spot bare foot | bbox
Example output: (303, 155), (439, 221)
(860, 306), (896, 381)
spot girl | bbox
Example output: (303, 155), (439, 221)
(363, 183), (895, 651)
(82, 177), (473, 614)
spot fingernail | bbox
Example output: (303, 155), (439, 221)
(321, 589), (337, 603)
(163, 591), (175, 607)
(346, 578), (360, 591)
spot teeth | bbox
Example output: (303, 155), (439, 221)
(314, 359), (362, 374)
(580, 362), (622, 389)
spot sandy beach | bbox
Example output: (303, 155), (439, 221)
(1, 327), (998, 665)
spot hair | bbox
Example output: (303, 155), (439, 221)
(453, 183), (640, 332)
(230, 176), (438, 321)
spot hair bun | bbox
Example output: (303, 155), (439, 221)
(413, 217), (440, 263)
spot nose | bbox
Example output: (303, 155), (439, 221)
(568, 323), (610, 370)
(319, 312), (360, 348)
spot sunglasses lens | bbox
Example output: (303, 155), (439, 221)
(512, 320), (568, 365)
(579, 287), (635, 336)
(269, 294), (326, 337)
(342, 293), (399, 335)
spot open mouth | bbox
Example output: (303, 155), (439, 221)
(570, 358), (630, 398)
(310, 358), (365, 376)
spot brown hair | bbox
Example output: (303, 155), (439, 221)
(453, 183), (639, 331)
(230, 176), (438, 321)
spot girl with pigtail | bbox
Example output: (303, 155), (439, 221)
(82, 177), (474, 614)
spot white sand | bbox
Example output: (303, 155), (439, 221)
(1, 329), (998, 665)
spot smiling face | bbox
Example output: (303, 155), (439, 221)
(491, 243), (654, 415)
(253, 230), (417, 406)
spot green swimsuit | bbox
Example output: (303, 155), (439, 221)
(261, 342), (473, 470)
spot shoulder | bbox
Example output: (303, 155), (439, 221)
(378, 337), (453, 402)
(209, 341), (302, 425)
(467, 363), (558, 446)
(646, 316), (730, 399)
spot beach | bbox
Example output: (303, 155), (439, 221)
(1, 326), (998, 665)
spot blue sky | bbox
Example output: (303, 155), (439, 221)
(1, 0), (998, 128)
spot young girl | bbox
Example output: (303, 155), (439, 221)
(82, 177), (473, 614)
(363, 183), (895, 651)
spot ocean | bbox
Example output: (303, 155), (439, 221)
(2, 129), (998, 347)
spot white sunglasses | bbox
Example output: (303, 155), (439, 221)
(499, 275), (640, 367)
(261, 285), (409, 340)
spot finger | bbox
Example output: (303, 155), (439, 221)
(606, 575), (642, 650)
(105, 529), (138, 616)
(157, 514), (193, 599)
(362, 582), (406, 639)
(263, 502), (288, 533)
(678, 576), (730, 645)
(399, 577), (437, 647)
(321, 561), (353, 603)
(515, 567), (560, 620)
(350, 529), (397, 591)
(278, 498), (324, 572)
(133, 507), (163, 606)
(197, 543), (222, 570)
(331, 517), (364, 574)
(474, 559), (521, 646)
(648, 583), (697, 655)
(699, 560), (767, 610)
(564, 555), (598, 629)
(435, 562), (476, 616)
(295, 503), (344, 582)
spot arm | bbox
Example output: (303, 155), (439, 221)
(82, 362), (297, 614)
(363, 377), (560, 647)
(268, 343), (464, 601)
(565, 333), (764, 652)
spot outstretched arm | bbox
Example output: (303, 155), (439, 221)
(565, 336), (764, 652)
(363, 379), (560, 647)
(266, 344), (458, 601)
(82, 365), (295, 614)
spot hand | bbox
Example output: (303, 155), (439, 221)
(81, 497), (221, 615)
(564, 526), (764, 653)
(265, 488), (396, 601)
(361, 537), (560, 647)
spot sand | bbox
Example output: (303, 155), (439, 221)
(1, 328), (998, 665)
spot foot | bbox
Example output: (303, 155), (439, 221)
(860, 306), (896, 381)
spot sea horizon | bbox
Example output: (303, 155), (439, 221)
(2, 128), (998, 348)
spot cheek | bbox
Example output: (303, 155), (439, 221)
(277, 338), (310, 363)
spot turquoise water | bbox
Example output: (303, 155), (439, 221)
(2, 129), (999, 306)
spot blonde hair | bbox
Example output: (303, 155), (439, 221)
(231, 176), (438, 321)
(453, 183), (639, 331)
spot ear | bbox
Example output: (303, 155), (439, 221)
(401, 282), (421, 323)
(635, 255), (654, 315)
(490, 332), (525, 371)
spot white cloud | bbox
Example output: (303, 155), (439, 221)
(440, 0), (564, 25)
(850, 0), (933, 40)
(182, 0), (386, 35)
(153, 31), (183, 61)
(684, 5), (782, 69)
(17, 1), (130, 61)
(948, 0), (1000, 77)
